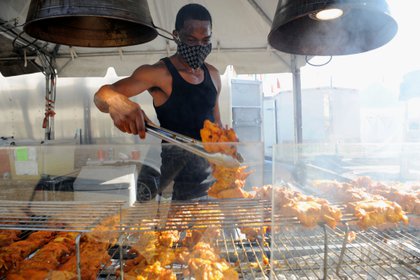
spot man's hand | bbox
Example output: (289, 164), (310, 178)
(107, 94), (147, 139)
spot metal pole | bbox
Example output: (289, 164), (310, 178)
(291, 55), (303, 144)
(38, 52), (57, 141)
(75, 233), (82, 280)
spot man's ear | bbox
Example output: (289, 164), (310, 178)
(172, 30), (179, 40)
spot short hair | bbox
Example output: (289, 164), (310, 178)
(175, 3), (212, 31)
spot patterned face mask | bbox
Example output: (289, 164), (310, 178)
(177, 41), (212, 70)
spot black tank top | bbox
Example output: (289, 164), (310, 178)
(154, 57), (217, 140)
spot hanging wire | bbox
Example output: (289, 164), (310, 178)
(0, 18), (24, 33)
(305, 55), (333, 67)
(1, 20), (54, 66)
(12, 31), (39, 49)
(0, 20), (36, 49)
(153, 25), (176, 41)
(37, 51), (56, 76)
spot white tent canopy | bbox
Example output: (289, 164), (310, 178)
(0, 0), (306, 77)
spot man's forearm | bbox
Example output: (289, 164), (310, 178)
(94, 85), (113, 113)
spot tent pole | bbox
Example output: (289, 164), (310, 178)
(291, 55), (303, 144)
(38, 52), (57, 141)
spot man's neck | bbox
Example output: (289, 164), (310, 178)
(174, 53), (201, 74)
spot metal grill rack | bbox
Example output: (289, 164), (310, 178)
(111, 200), (418, 280)
(104, 225), (419, 280)
(0, 199), (419, 279)
(333, 225), (420, 279)
(267, 225), (420, 279)
(0, 200), (123, 231)
(118, 199), (272, 232)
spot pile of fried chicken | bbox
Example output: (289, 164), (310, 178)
(120, 227), (238, 280)
(254, 185), (343, 228)
(0, 207), (241, 280)
(0, 213), (122, 280)
(200, 119), (240, 159)
(311, 178), (411, 229)
(0, 231), (56, 278)
(200, 120), (253, 199)
(355, 176), (420, 215)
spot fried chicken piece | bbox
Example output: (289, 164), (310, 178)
(347, 231), (357, 243)
(0, 231), (56, 277)
(348, 199), (409, 229)
(312, 179), (413, 228)
(212, 165), (251, 184)
(58, 245), (110, 280)
(208, 165), (252, 199)
(200, 120), (239, 158)
(185, 242), (239, 280)
(57, 236), (110, 280)
(200, 120), (254, 199)
(86, 213), (123, 245)
(122, 233), (180, 280)
(130, 231), (159, 263)
(211, 186), (252, 199)
(253, 184), (273, 200)
(340, 176), (420, 215)
(240, 226), (267, 241)
(158, 230), (180, 247)
(154, 247), (177, 266)
(282, 200), (343, 228)
(49, 214), (118, 280)
(6, 232), (79, 280)
(135, 261), (176, 280)
(311, 179), (383, 203)
(368, 183), (420, 214)
(122, 229), (183, 278)
(46, 270), (76, 280)
(174, 247), (191, 265)
(0, 230), (21, 247)
(254, 185), (342, 228)
(181, 226), (222, 248)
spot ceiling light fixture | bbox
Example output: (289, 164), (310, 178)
(24, 0), (158, 47)
(312, 8), (344, 21)
(268, 0), (398, 56)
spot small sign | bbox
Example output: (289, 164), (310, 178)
(14, 147), (38, 176)
(15, 147), (28, 161)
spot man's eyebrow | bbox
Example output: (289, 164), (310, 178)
(184, 34), (212, 39)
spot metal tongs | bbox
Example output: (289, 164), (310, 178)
(146, 123), (243, 168)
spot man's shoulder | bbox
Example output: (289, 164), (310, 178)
(138, 60), (166, 71)
(132, 60), (168, 77)
(204, 62), (220, 75)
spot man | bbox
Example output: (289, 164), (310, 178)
(94, 4), (221, 200)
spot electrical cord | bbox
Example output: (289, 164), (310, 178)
(154, 25), (176, 41)
(305, 55), (333, 67)
(12, 30), (39, 50)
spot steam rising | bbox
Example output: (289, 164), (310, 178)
(268, 1), (398, 56)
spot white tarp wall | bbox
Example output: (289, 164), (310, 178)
(0, 67), (234, 143)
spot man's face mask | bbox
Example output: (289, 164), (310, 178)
(176, 40), (212, 70)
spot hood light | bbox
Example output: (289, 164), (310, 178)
(312, 8), (344, 20)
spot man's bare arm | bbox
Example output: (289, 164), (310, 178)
(93, 64), (161, 138)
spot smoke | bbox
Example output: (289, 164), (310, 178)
(269, 5), (397, 56)
(298, 8), (397, 56)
